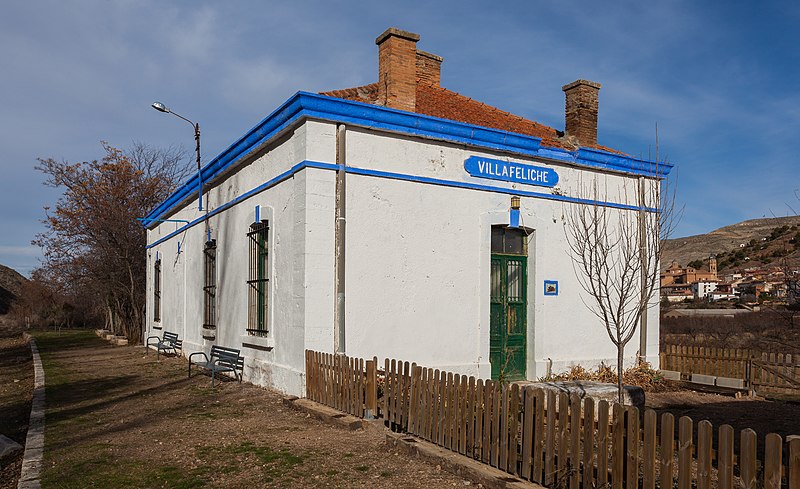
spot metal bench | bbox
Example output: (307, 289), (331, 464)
(146, 331), (183, 360)
(188, 345), (244, 386)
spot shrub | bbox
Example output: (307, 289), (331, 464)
(538, 361), (670, 392)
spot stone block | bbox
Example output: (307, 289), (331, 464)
(691, 374), (716, 386)
(660, 370), (681, 381)
(520, 380), (645, 411)
(0, 434), (23, 462)
(716, 377), (746, 389)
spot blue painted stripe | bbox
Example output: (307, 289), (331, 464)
(144, 92), (672, 227)
(147, 160), (338, 249)
(344, 165), (658, 212)
(147, 159), (658, 249)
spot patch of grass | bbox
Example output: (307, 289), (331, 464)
(343, 452), (354, 458)
(355, 465), (370, 472)
(42, 459), (209, 489)
(146, 465), (207, 489)
(380, 470), (393, 477)
(195, 441), (309, 481)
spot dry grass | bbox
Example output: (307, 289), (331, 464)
(539, 361), (673, 392)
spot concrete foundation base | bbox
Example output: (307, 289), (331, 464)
(517, 381), (645, 410)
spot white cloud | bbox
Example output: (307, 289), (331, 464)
(0, 246), (40, 256)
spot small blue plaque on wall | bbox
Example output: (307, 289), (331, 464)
(544, 280), (558, 296)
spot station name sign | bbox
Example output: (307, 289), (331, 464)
(464, 156), (558, 188)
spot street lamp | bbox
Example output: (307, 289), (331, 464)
(151, 101), (204, 211)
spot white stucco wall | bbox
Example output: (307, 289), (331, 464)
(145, 115), (662, 396)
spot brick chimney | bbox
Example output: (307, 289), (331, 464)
(416, 50), (443, 87)
(376, 27), (420, 111)
(562, 79), (602, 147)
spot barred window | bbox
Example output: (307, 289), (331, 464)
(247, 221), (269, 336)
(203, 240), (217, 329)
(153, 258), (162, 322)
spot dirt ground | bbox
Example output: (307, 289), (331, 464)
(23, 329), (474, 488)
(0, 320), (33, 489)
(3, 326), (800, 488)
(646, 388), (800, 441)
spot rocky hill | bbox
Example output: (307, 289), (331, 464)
(0, 263), (27, 314)
(663, 216), (800, 272)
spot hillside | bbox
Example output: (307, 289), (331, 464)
(0, 263), (27, 314)
(663, 216), (800, 272)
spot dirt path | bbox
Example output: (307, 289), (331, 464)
(647, 389), (800, 440)
(0, 329), (33, 489)
(33, 330), (472, 488)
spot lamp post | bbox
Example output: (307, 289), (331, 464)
(151, 101), (203, 211)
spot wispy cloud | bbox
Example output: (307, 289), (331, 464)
(1, 0), (798, 253)
(0, 246), (40, 256)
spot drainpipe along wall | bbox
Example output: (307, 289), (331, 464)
(334, 124), (347, 354)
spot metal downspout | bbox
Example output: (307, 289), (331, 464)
(334, 124), (347, 354)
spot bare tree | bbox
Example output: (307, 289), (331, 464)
(564, 167), (679, 402)
(32, 142), (190, 342)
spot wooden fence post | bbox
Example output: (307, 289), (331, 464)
(597, 400), (610, 489)
(659, 413), (674, 489)
(678, 416), (693, 489)
(740, 428), (757, 489)
(789, 436), (800, 489)
(764, 433), (782, 489)
(697, 420), (712, 489)
(612, 403), (624, 489)
(642, 409), (656, 489)
(718, 424), (734, 489)
(365, 358), (377, 419)
(582, 397), (595, 489)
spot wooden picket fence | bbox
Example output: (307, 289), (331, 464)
(304, 350), (378, 418)
(660, 343), (800, 397)
(307, 350), (800, 488)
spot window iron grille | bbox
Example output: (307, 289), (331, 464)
(247, 221), (269, 336)
(154, 258), (162, 322)
(203, 240), (216, 329)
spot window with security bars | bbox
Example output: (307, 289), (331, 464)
(203, 240), (216, 329)
(153, 258), (162, 322)
(247, 221), (269, 336)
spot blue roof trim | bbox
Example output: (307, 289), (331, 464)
(144, 91), (672, 228)
(577, 148), (672, 176)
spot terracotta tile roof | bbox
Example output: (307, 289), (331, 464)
(321, 83), (381, 104)
(415, 84), (565, 149)
(320, 83), (624, 154)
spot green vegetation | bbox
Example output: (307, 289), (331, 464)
(687, 259), (705, 269)
(195, 442), (309, 481)
(42, 458), (209, 489)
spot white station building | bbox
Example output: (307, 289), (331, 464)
(144, 28), (672, 396)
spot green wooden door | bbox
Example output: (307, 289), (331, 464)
(490, 254), (527, 381)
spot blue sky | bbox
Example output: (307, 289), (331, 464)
(2, 0), (799, 275)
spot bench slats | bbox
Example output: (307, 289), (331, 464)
(189, 345), (244, 386)
(146, 331), (182, 359)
